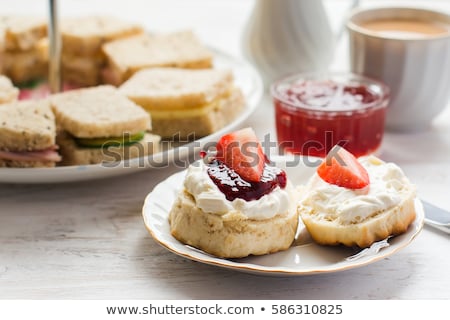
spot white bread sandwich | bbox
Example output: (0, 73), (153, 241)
(102, 31), (213, 85)
(0, 75), (19, 104)
(50, 85), (160, 165)
(0, 16), (47, 51)
(169, 128), (299, 258)
(61, 52), (104, 86)
(119, 68), (245, 139)
(0, 100), (61, 168)
(0, 17), (48, 84)
(60, 16), (144, 86)
(298, 145), (417, 248)
(61, 16), (143, 55)
(2, 46), (48, 84)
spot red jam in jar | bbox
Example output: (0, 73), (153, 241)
(271, 73), (389, 158)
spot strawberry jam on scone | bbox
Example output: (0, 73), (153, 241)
(169, 127), (299, 258)
(299, 145), (417, 248)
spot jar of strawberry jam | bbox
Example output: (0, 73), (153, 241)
(271, 73), (390, 157)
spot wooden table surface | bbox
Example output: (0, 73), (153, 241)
(1, 0), (450, 299)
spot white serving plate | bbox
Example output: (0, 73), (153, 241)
(142, 155), (424, 276)
(0, 48), (263, 184)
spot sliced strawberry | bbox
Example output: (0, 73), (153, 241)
(216, 127), (265, 182)
(317, 145), (370, 189)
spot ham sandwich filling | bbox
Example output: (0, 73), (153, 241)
(0, 145), (61, 162)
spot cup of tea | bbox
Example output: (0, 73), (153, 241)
(347, 7), (450, 132)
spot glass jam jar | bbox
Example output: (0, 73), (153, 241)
(271, 73), (390, 157)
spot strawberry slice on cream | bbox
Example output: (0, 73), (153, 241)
(317, 145), (370, 189)
(215, 127), (265, 182)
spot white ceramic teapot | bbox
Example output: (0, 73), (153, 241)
(242, 0), (359, 87)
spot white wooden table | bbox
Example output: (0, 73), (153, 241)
(1, 0), (450, 299)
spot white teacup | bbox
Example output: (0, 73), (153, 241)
(347, 7), (450, 132)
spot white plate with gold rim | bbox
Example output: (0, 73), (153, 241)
(142, 155), (424, 276)
(0, 48), (263, 184)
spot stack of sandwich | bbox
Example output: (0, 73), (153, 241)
(50, 85), (160, 165)
(119, 68), (245, 139)
(0, 14), (248, 168)
(61, 16), (144, 86)
(102, 30), (213, 85)
(0, 100), (60, 168)
(0, 85), (161, 168)
(0, 16), (48, 84)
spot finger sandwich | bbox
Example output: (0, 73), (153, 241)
(50, 85), (160, 165)
(61, 52), (104, 86)
(0, 100), (61, 168)
(61, 16), (143, 56)
(60, 16), (144, 86)
(119, 68), (245, 139)
(0, 75), (19, 104)
(0, 16), (47, 51)
(2, 45), (48, 84)
(102, 31), (213, 85)
(0, 16), (48, 84)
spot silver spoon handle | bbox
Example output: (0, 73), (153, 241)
(48, 0), (61, 93)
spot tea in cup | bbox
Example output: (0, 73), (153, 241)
(347, 7), (450, 132)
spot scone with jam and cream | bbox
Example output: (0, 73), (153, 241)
(169, 128), (299, 258)
(298, 145), (416, 248)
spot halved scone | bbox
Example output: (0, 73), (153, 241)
(298, 153), (417, 248)
(169, 188), (299, 258)
(168, 128), (299, 258)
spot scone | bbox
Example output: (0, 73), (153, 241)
(298, 146), (416, 248)
(169, 128), (299, 258)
